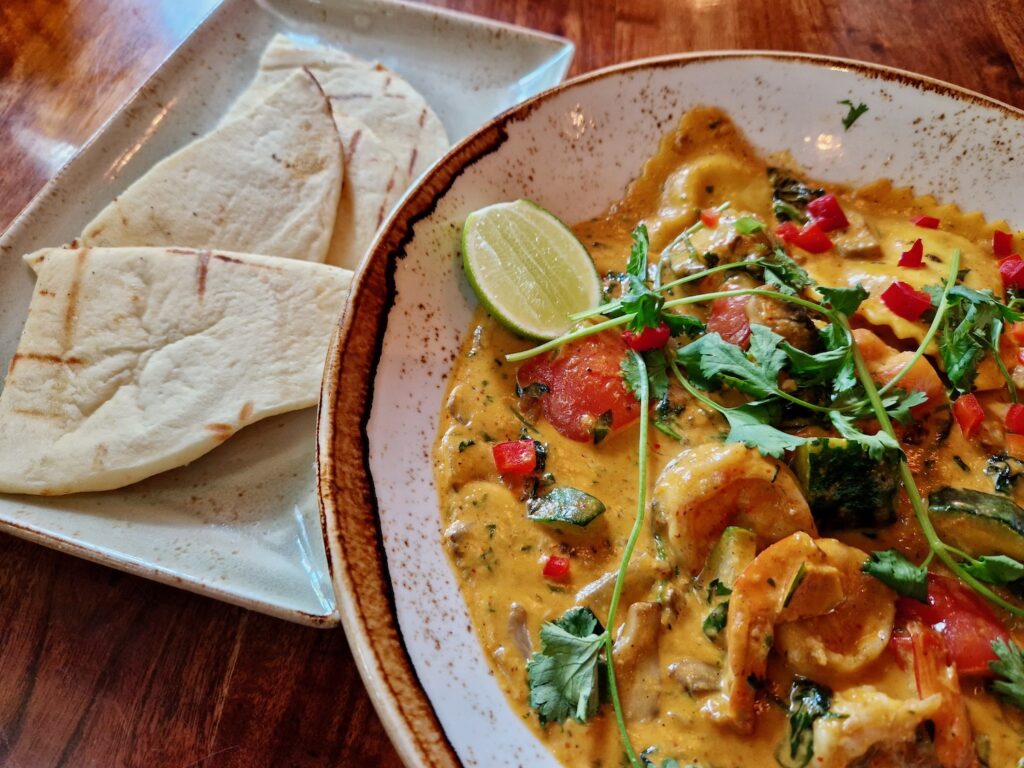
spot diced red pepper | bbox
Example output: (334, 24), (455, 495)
(789, 221), (834, 254)
(880, 281), (932, 321)
(952, 393), (984, 439)
(1007, 404), (1024, 434)
(774, 221), (800, 242)
(622, 322), (670, 351)
(707, 295), (752, 348)
(542, 555), (571, 582)
(898, 238), (924, 268)
(999, 255), (1024, 290)
(912, 215), (940, 229)
(994, 230), (1014, 258)
(805, 193), (849, 232)
(700, 208), (720, 228)
(491, 439), (537, 475)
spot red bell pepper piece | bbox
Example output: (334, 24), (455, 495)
(491, 439), (537, 475)
(622, 322), (670, 351)
(707, 295), (752, 348)
(999, 255), (1024, 290)
(699, 208), (720, 228)
(994, 230), (1014, 258)
(1007, 403), (1024, 434)
(880, 281), (932, 321)
(774, 221), (800, 242)
(952, 393), (984, 439)
(912, 215), (940, 229)
(805, 193), (849, 232)
(542, 555), (571, 582)
(790, 221), (833, 254)
(898, 238), (924, 268)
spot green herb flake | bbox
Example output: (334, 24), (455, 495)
(457, 439), (476, 452)
(838, 99), (869, 130)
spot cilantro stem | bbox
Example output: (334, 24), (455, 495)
(663, 287), (827, 316)
(506, 315), (631, 362)
(603, 350), (649, 768)
(839, 309), (1024, 617)
(658, 201), (731, 263)
(877, 250), (959, 397)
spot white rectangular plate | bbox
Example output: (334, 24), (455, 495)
(0, 0), (572, 626)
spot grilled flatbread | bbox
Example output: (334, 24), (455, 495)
(227, 34), (448, 193)
(80, 69), (342, 263)
(0, 246), (352, 495)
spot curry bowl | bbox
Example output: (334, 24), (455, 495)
(317, 53), (1024, 768)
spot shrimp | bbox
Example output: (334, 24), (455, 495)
(810, 686), (944, 768)
(651, 442), (816, 576)
(853, 328), (946, 416)
(776, 538), (896, 676)
(703, 533), (845, 732)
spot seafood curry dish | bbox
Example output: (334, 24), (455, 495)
(435, 108), (1024, 767)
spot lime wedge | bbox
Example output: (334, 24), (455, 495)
(461, 200), (601, 340)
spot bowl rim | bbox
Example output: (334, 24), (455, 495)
(316, 49), (1023, 768)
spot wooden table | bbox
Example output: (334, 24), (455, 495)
(1, 1), (1022, 765)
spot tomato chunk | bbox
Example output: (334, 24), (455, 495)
(952, 393), (984, 439)
(542, 555), (571, 582)
(700, 208), (720, 228)
(491, 439), (537, 475)
(994, 230), (1014, 258)
(896, 574), (1009, 676)
(707, 295), (752, 348)
(1008, 321), (1024, 345)
(516, 332), (639, 442)
(898, 238), (924, 269)
(774, 221), (800, 242)
(853, 328), (946, 416)
(805, 193), (849, 232)
(912, 215), (941, 229)
(622, 322), (670, 351)
(880, 281), (932, 321)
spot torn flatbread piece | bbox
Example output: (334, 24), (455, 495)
(226, 34), (448, 190)
(81, 69), (342, 263)
(0, 246), (352, 495)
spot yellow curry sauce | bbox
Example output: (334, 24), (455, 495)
(434, 108), (1024, 767)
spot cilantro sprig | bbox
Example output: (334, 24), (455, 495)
(526, 607), (608, 724)
(990, 639), (1024, 710)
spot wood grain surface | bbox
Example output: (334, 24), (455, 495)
(0, 1), (1022, 766)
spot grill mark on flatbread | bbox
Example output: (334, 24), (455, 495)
(346, 129), (363, 160)
(332, 93), (374, 100)
(8, 353), (85, 374)
(418, 108), (427, 127)
(38, 290), (54, 297)
(205, 423), (235, 442)
(212, 253), (284, 273)
(12, 408), (61, 419)
(196, 249), (212, 301)
(63, 250), (88, 347)
(239, 401), (254, 422)
(406, 148), (419, 178)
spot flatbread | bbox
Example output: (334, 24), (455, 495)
(226, 34), (448, 190)
(80, 70), (342, 263)
(0, 246), (352, 495)
(331, 114), (402, 269)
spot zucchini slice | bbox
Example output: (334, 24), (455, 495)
(928, 487), (1024, 561)
(793, 438), (899, 531)
(526, 486), (606, 526)
(703, 526), (757, 591)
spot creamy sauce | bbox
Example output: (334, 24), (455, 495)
(434, 108), (1024, 766)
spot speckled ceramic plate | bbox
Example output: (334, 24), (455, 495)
(319, 52), (1024, 765)
(0, 0), (572, 626)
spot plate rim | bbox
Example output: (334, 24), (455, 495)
(0, 0), (574, 627)
(317, 49), (1024, 767)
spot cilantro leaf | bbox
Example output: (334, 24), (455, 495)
(829, 410), (901, 460)
(761, 248), (815, 294)
(661, 311), (705, 338)
(838, 99), (869, 130)
(781, 678), (833, 768)
(723, 404), (810, 458)
(861, 549), (928, 602)
(626, 223), (649, 279)
(781, 343), (850, 388)
(734, 216), (764, 235)
(621, 352), (644, 399)
(702, 601), (729, 640)
(643, 349), (669, 404)
(990, 639), (1024, 710)
(620, 273), (664, 332)
(819, 322), (857, 396)
(880, 389), (929, 424)
(962, 554), (1024, 585)
(817, 285), (869, 316)
(526, 607), (608, 725)
(676, 326), (787, 399)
